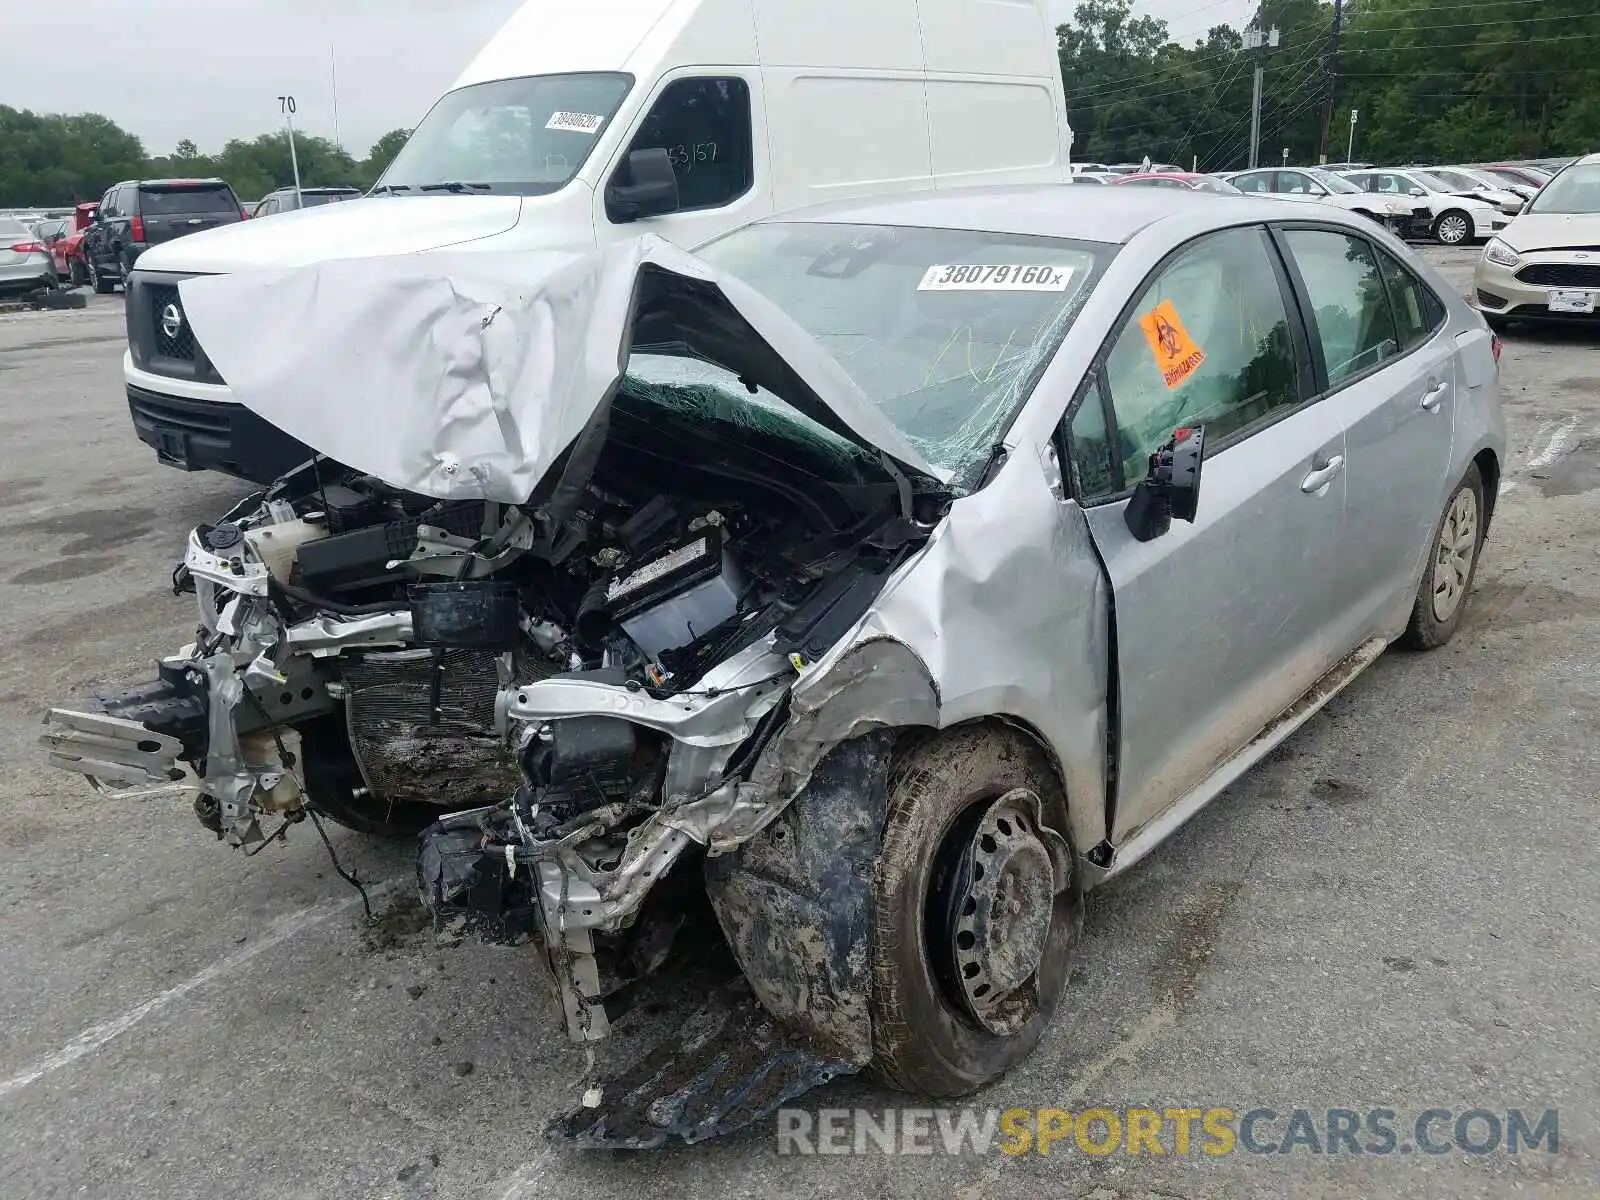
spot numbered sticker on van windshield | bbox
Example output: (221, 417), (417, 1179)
(918, 265), (1075, 291)
(546, 111), (606, 134)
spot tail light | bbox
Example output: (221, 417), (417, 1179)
(130, 216), (145, 241)
(9, 241), (46, 254)
(1490, 333), (1503, 364)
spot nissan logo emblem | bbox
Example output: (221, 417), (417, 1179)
(160, 302), (184, 341)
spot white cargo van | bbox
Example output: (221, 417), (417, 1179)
(124, 0), (1073, 481)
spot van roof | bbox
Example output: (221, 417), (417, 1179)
(455, 0), (682, 87)
(759, 184), (1292, 245)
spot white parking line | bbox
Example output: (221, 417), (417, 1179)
(0, 884), (390, 1102)
(1525, 416), (1580, 473)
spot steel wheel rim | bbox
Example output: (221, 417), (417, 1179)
(1431, 487), (1478, 621)
(928, 789), (1055, 1037)
(1439, 215), (1468, 244)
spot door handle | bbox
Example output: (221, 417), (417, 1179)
(1301, 455), (1345, 493)
(1421, 380), (1449, 412)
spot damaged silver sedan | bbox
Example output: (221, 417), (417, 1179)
(41, 188), (1504, 1147)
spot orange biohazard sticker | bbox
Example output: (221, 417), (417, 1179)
(1138, 300), (1207, 390)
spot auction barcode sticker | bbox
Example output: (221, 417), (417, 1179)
(546, 111), (605, 134)
(918, 264), (1074, 291)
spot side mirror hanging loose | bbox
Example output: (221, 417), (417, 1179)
(1124, 425), (1205, 542)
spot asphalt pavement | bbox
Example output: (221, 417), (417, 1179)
(0, 253), (1596, 1200)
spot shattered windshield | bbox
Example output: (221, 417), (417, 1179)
(376, 72), (633, 196)
(696, 222), (1112, 483)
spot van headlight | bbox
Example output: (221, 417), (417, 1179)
(1483, 238), (1520, 268)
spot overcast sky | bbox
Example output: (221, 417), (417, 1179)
(2, 0), (1257, 158)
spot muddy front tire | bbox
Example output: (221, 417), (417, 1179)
(870, 725), (1081, 1096)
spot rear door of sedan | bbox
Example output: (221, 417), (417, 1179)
(1061, 224), (1352, 845)
(1273, 225), (1458, 647)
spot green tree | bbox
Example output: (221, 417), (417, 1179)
(360, 128), (412, 187)
(212, 132), (361, 202)
(0, 107), (146, 206)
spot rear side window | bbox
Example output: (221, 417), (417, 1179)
(1377, 247), (1446, 348)
(1098, 226), (1300, 487)
(139, 187), (238, 215)
(1277, 172), (1320, 195)
(1230, 172), (1271, 194)
(1282, 229), (1399, 385)
(622, 77), (753, 211)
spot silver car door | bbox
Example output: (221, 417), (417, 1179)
(1065, 225), (1348, 847)
(1277, 226), (1458, 644)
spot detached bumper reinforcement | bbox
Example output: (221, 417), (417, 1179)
(41, 707), (186, 787)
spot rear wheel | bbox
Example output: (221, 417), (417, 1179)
(1401, 463), (1485, 650)
(88, 256), (114, 295)
(1434, 210), (1472, 246)
(870, 725), (1081, 1096)
(69, 256), (87, 286)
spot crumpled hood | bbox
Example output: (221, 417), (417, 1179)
(1497, 212), (1600, 253)
(135, 195), (525, 273)
(179, 234), (940, 502)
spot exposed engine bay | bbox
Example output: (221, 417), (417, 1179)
(42, 359), (947, 1138)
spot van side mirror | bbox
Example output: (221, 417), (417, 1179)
(1124, 425), (1205, 542)
(605, 148), (680, 223)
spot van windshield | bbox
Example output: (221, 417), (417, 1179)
(377, 72), (633, 196)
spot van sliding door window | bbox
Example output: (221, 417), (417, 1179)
(623, 77), (753, 213)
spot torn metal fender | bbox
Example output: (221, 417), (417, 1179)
(704, 731), (895, 1066)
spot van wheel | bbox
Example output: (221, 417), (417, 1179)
(1434, 210), (1472, 245)
(870, 725), (1081, 1096)
(1401, 463), (1485, 650)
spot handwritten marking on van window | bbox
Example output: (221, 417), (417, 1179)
(918, 265), (1074, 291)
(666, 143), (719, 171)
(546, 111), (605, 134)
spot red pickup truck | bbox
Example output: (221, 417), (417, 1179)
(41, 202), (99, 284)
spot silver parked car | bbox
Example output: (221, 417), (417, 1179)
(41, 187), (1504, 1147)
(0, 215), (57, 295)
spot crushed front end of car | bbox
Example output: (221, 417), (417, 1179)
(41, 234), (1107, 1147)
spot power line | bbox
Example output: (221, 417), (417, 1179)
(1204, 54), (1329, 170)
(1347, 13), (1596, 36)
(1340, 30), (1600, 54)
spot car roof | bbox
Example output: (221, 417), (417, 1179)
(136, 178), (231, 187)
(1118, 172), (1206, 182)
(761, 184), (1298, 246)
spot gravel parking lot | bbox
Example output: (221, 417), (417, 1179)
(1, 249), (1596, 1200)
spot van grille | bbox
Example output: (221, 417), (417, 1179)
(148, 284), (196, 361)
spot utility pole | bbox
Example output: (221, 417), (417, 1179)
(330, 42), (342, 152)
(1244, 25), (1280, 170)
(1318, 0), (1344, 164)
